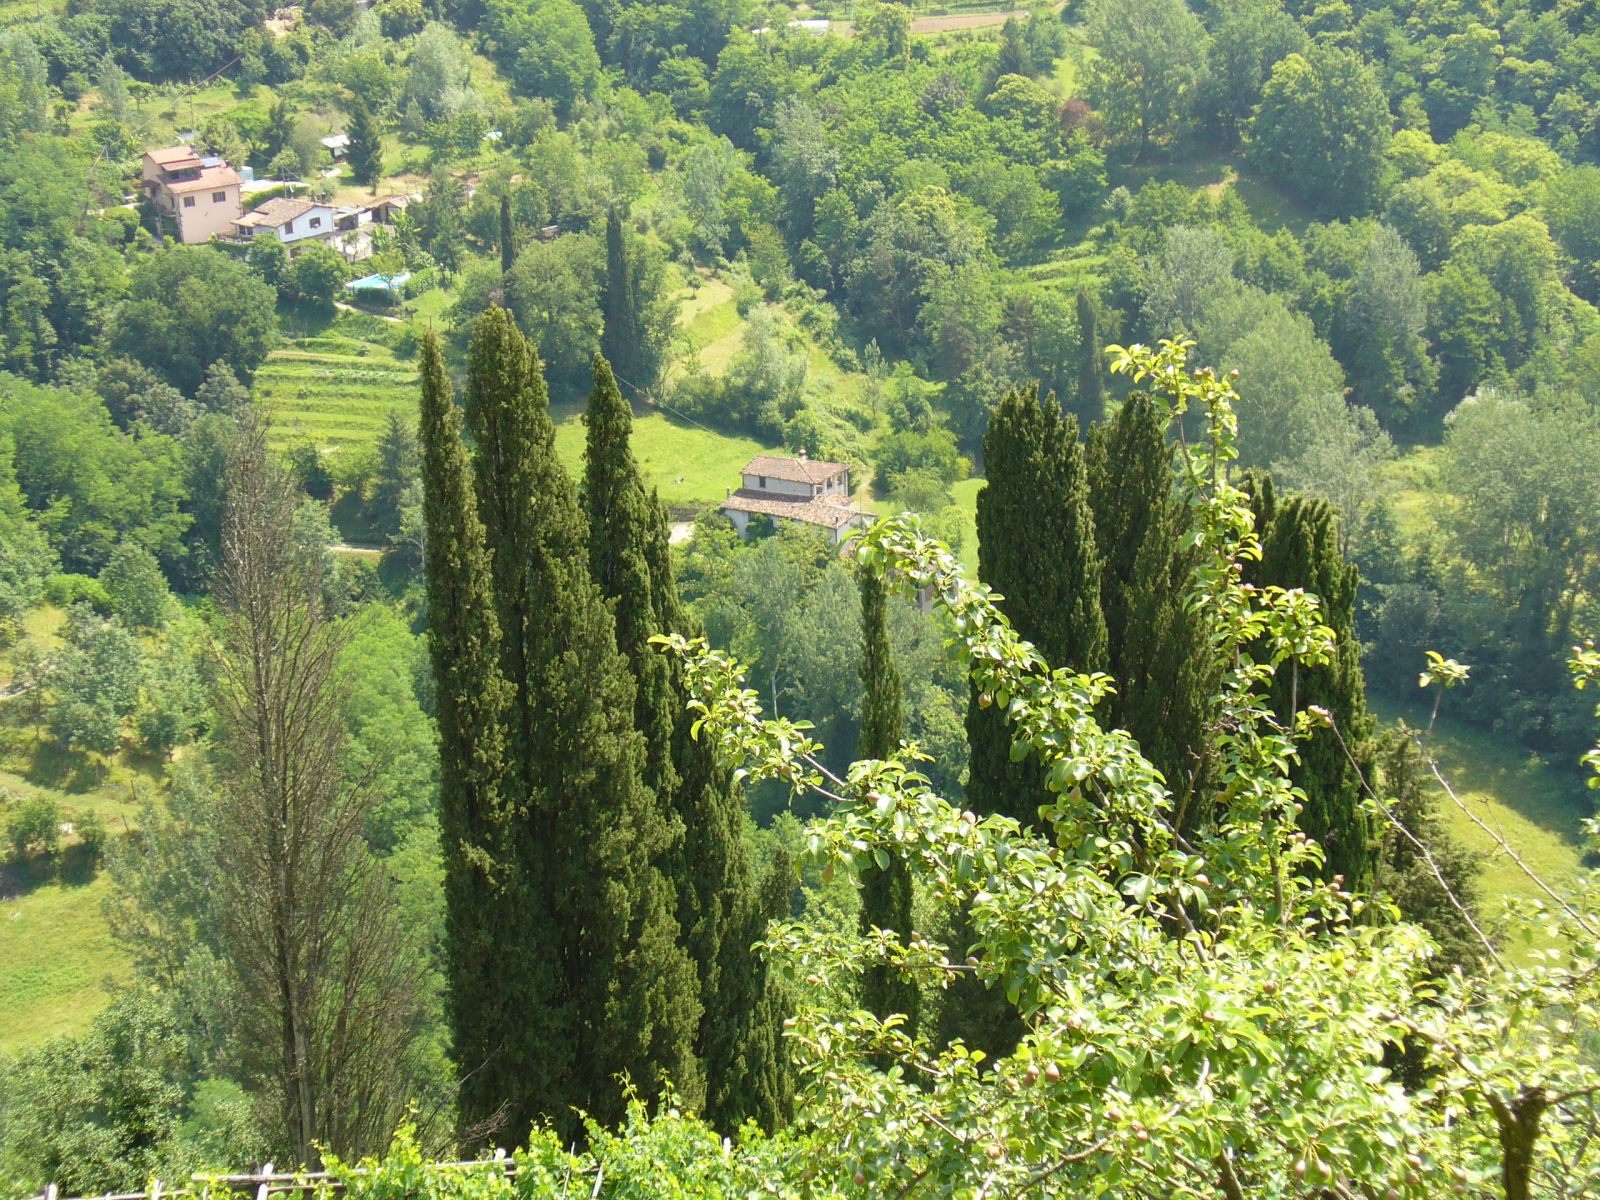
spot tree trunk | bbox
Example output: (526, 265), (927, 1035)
(1492, 1086), (1548, 1200)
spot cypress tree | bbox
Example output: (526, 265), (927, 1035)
(601, 208), (643, 389)
(346, 101), (383, 189)
(500, 192), (517, 275)
(857, 564), (918, 1033)
(583, 356), (791, 1131)
(965, 385), (1108, 824)
(416, 331), (519, 1136)
(1086, 394), (1219, 831)
(945, 386), (1105, 1058)
(1075, 288), (1106, 426)
(583, 357), (676, 802)
(448, 309), (701, 1142)
(1242, 472), (1380, 892)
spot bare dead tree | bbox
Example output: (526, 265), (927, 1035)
(212, 411), (421, 1167)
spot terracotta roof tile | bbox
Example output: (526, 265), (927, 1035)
(165, 165), (242, 194)
(721, 489), (867, 530)
(741, 454), (848, 485)
(147, 146), (200, 167)
(235, 197), (317, 228)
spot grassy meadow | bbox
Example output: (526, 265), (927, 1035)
(1, 609), (153, 1056)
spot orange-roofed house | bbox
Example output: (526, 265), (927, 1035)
(140, 146), (243, 245)
(720, 453), (871, 545)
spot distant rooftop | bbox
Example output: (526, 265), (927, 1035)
(722, 489), (862, 529)
(234, 197), (317, 229)
(164, 164), (243, 194)
(742, 454), (848, 485)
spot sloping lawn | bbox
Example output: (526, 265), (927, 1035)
(0, 864), (129, 1054)
(1370, 691), (1591, 953)
(549, 405), (781, 510)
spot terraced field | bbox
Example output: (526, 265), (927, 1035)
(254, 335), (419, 451)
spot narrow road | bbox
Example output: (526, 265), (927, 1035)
(826, 7), (1045, 35)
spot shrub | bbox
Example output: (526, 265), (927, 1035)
(75, 809), (108, 865)
(7, 795), (62, 860)
(43, 573), (111, 613)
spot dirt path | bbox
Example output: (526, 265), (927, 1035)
(826, 7), (1040, 35)
(909, 8), (1036, 32)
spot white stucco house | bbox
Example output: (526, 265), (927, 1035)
(230, 197), (338, 254)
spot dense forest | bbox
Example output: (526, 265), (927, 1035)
(0, 0), (1598, 1193)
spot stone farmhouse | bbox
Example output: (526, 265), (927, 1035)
(720, 454), (871, 544)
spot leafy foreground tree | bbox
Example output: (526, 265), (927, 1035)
(322, 339), (1600, 1199)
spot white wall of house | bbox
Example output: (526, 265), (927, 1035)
(740, 469), (848, 498)
(274, 205), (336, 245)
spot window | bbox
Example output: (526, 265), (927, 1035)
(813, 485), (820, 496)
(758, 476), (766, 488)
(285, 221), (294, 234)
(183, 196), (195, 208)
(309, 217), (322, 229)
(212, 191), (226, 203)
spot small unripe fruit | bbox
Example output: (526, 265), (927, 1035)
(1044, 1062), (1061, 1082)
(1105, 1105), (1123, 1122)
(1023, 1065), (1040, 1086)
(853, 1170), (865, 1186)
(978, 691), (993, 708)
(1293, 1160), (1308, 1182)
(806, 973), (822, 986)
(986, 1142), (1005, 1161)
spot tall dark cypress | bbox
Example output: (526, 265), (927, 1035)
(1086, 394), (1219, 832)
(346, 100), (383, 189)
(446, 309), (701, 1143)
(1242, 472), (1380, 891)
(500, 192), (517, 275)
(945, 386), (1105, 1059)
(463, 308), (542, 799)
(965, 385), (1108, 824)
(582, 356), (791, 1131)
(583, 357), (677, 802)
(601, 208), (643, 388)
(416, 331), (518, 1136)
(857, 564), (918, 1033)
(1075, 288), (1106, 426)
